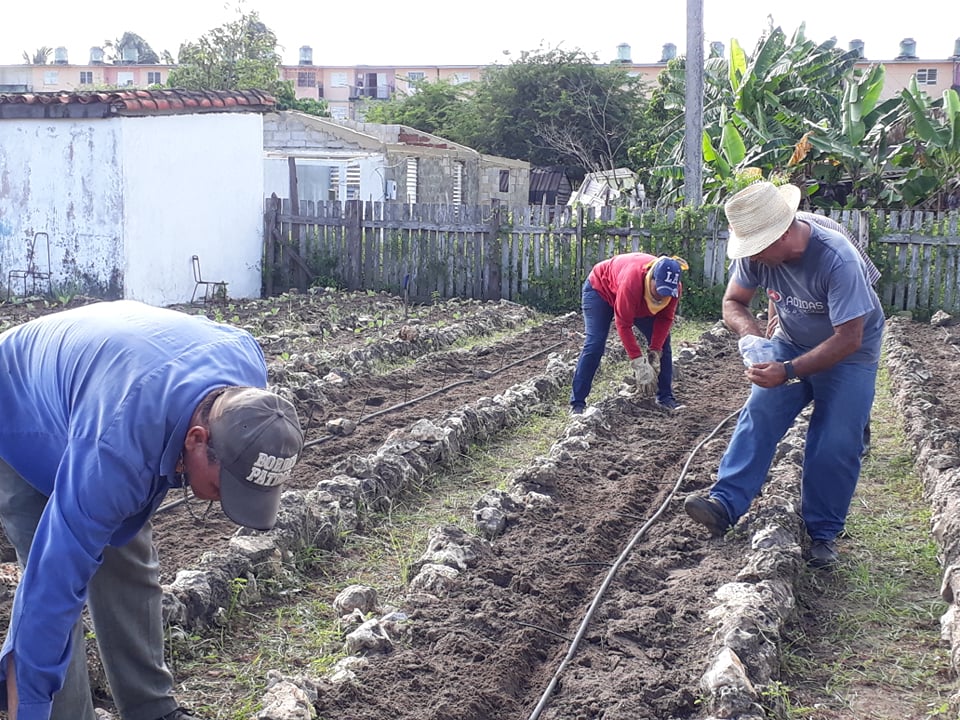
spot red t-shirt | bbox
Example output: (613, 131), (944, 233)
(587, 252), (680, 358)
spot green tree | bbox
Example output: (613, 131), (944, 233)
(273, 81), (330, 117)
(361, 79), (470, 137)
(462, 46), (647, 174)
(104, 32), (160, 64)
(21, 47), (52, 65)
(167, 8), (283, 93)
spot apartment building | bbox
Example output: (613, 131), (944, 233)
(3, 38), (958, 116)
(0, 46), (171, 92)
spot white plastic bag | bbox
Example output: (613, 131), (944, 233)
(738, 335), (777, 367)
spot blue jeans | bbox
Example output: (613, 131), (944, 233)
(570, 279), (675, 407)
(0, 458), (178, 720)
(709, 339), (878, 541)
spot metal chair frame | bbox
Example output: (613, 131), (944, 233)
(7, 232), (52, 301)
(191, 255), (228, 303)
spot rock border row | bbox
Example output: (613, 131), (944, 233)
(291, 322), (814, 720)
(883, 315), (960, 713)
(160, 312), (579, 632)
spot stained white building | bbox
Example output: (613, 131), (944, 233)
(0, 89), (273, 305)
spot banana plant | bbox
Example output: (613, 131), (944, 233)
(803, 63), (913, 207)
(900, 79), (960, 209)
(648, 22), (860, 205)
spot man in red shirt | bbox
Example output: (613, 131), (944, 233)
(570, 253), (684, 413)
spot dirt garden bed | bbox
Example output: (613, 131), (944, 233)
(0, 293), (958, 719)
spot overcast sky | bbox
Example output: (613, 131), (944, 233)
(3, 0), (958, 68)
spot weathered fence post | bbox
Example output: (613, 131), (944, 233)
(483, 205), (502, 300)
(345, 200), (363, 290)
(263, 194), (280, 297)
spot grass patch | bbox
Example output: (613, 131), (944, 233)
(778, 361), (954, 719)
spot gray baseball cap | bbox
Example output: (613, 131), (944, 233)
(209, 387), (304, 530)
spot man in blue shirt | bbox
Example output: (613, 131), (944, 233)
(683, 182), (885, 568)
(0, 301), (304, 720)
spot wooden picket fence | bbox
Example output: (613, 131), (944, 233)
(263, 196), (960, 317)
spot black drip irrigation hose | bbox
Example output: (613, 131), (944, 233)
(525, 404), (744, 720)
(302, 339), (565, 449)
(156, 337), (567, 516)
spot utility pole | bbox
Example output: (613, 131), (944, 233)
(683, 0), (704, 207)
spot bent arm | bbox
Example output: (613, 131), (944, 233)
(745, 315), (866, 388)
(722, 280), (762, 338)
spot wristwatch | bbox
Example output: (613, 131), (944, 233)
(783, 360), (797, 381)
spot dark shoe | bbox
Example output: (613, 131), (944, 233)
(157, 709), (200, 720)
(808, 539), (839, 569)
(570, 403), (586, 416)
(683, 495), (731, 537)
(657, 397), (686, 411)
(861, 423), (871, 459)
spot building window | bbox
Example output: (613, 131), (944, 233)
(331, 72), (348, 87)
(346, 164), (361, 200)
(499, 169), (510, 193)
(79, 71), (93, 85)
(452, 72), (471, 85)
(147, 71), (162, 85)
(297, 71), (316, 88)
(406, 158), (419, 203)
(916, 68), (938, 85)
(329, 166), (340, 201)
(407, 71), (426, 82)
(453, 162), (464, 205)
(117, 71), (134, 87)
(43, 71), (59, 85)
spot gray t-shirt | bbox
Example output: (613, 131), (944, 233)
(730, 221), (885, 363)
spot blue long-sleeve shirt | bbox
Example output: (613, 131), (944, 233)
(0, 301), (269, 719)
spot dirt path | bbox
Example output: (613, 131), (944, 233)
(0, 294), (956, 719)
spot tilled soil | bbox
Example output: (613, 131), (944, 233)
(0, 293), (955, 720)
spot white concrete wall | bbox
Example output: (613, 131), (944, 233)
(0, 120), (125, 297)
(121, 112), (265, 305)
(0, 111), (266, 305)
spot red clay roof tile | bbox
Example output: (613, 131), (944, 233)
(0, 88), (275, 117)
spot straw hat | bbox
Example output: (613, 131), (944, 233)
(724, 182), (802, 259)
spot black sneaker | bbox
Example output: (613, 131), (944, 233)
(683, 495), (731, 537)
(657, 397), (686, 411)
(157, 709), (200, 720)
(808, 539), (839, 569)
(570, 403), (586, 416)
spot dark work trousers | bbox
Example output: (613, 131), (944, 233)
(0, 457), (178, 720)
(570, 278), (674, 407)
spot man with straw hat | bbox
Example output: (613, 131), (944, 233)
(683, 181), (884, 568)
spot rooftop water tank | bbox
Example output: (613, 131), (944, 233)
(849, 39), (865, 58)
(299, 46), (314, 65)
(89, 46), (105, 64)
(54, 47), (68, 65)
(616, 43), (632, 63)
(660, 43), (676, 62)
(121, 45), (139, 63)
(898, 38), (917, 59)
